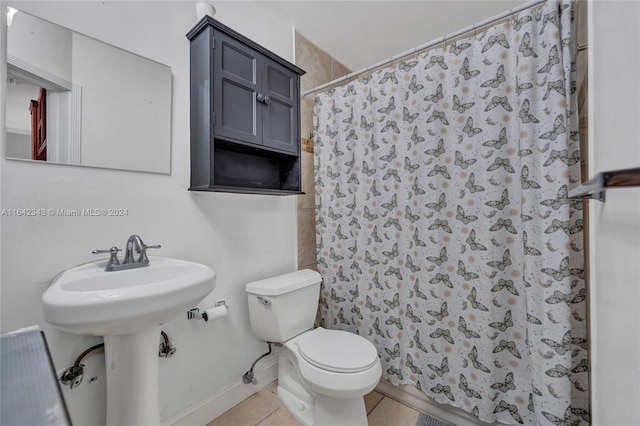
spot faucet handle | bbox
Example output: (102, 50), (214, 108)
(92, 246), (122, 267)
(92, 246), (122, 255)
(137, 243), (161, 263)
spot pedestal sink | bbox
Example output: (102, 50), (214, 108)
(42, 256), (216, 426)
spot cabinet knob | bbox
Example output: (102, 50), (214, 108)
(256, 93), (271, 105)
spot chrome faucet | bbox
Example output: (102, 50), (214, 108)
(124, 234), (148, 265)
(93, 235), (161, 271)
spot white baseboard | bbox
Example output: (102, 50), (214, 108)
(375, 380), (498, 426)
(163, 360), (279, 426)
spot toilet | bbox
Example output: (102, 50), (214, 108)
(246, 270), (382, 426)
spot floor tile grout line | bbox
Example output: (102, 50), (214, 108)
(254, 405), (284, 426)
(366, 395), (387, 416)
(373, 390), (427, 417)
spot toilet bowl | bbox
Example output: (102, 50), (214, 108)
(278, 328), (382, 426)
(246, 270), (382, 426)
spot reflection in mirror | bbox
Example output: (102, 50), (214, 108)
(5, 9), (172, 174)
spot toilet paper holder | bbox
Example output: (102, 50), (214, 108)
(187, 301), (228, 322)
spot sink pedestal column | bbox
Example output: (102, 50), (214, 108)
(104, 325), (161, 426)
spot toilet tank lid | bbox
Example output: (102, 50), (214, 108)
(246, 269), (321, 296)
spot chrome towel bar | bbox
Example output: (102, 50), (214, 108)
(568, 167), (640, 202)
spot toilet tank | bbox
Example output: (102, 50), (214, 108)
(246, 269), (321, 342)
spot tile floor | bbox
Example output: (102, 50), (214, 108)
(206, 380), (422, 426)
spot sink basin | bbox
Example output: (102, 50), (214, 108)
(42, 256), (216, 336)
(42, 256), (216, 425)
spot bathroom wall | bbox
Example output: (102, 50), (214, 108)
(589, 1), (640, 424)
(7, 10), (72, 81)
(71, 33), (172, 172)
(0, 1), (298, 424)
(295, 33), (351, 273)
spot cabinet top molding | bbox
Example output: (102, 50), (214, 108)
(186, 16), (306, 76)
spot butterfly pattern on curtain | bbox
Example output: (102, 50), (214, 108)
(313, 1), (588, 424)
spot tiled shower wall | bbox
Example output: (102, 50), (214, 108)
(295, 33), (351, 272)
(576, 0), (588, 181)
(574, 1), (591, 397)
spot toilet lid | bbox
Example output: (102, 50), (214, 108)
(297, 328), (379, 373)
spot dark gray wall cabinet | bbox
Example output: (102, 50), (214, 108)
(187, 17), (306, 194)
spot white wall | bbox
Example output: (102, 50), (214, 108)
(6, 131), (30, 158)
(72, 33), (171, 173)
(7, 9), (72, 81)
(589, 1), (640, 424)
(5, 78), (39, 131)
(1, 1), (296, 424)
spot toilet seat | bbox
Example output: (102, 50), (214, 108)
(297, 328), (379, 373)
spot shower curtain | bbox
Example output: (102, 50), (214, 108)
(313, 1), (587, 424)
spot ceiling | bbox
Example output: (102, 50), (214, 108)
(264, 1), (527, 72)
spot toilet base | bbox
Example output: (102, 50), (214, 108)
(278, 385), (314, 425)
(278, 386), (368, 426)
(314, 394), (367, 426)
(277, 344), (372, 426)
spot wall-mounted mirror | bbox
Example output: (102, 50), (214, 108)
(5, 8), (172, 174)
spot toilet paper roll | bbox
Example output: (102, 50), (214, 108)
(203, 305), (227, 322)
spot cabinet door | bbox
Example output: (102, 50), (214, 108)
(261, 57), (299, 154)
(213, 30), (261, 146)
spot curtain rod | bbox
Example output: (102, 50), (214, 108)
(301, 0), (548, 98)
